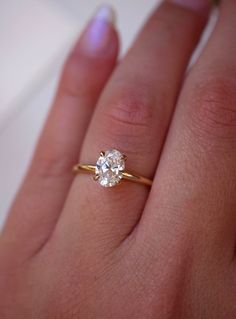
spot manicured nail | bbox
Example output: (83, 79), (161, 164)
(170, 0), (211, 13)
(80, 5), (116, 56)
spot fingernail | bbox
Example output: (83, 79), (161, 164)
(170, 0), (211, 13)
(80, 5), (116, 56)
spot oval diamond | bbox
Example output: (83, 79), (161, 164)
(95, 149), (125, 187)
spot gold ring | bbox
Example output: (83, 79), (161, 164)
(73, 149), (152, 187)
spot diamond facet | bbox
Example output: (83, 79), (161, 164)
(95, 149), (125, 187)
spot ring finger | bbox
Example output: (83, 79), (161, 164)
(54, 0), (211, 250)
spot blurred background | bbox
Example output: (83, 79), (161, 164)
(0, 0), (217, 228)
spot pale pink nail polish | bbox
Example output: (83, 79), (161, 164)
(80, 5), (116, 56)
(171, 0), (211, 13)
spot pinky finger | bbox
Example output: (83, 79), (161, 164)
(1, 5), (119, 261)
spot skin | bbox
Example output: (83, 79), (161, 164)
(1, 0), (236, 318)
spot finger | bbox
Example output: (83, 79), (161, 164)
(1, 6), (119, 260)
(54, 0), (211, 251)
(142, 0), (236, 264)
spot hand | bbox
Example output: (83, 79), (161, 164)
(1, 1), (236, 318)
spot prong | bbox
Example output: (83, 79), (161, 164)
(72, 164), (79, 173)
(100, 151), (105, 157)
(93, 174), (99, 181)
(122, 154), (127, 161)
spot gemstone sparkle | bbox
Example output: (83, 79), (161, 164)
(95, 149), (125, 187)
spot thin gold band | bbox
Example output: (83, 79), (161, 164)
(73, 164), (152, 187)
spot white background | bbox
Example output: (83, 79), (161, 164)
(0, 0), (217, 227)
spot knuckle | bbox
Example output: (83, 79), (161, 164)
(34, 151), (73, 180)
(100, 88), (157, 152)
(189, 75), (236, 141)
(103, 88), (156, 135)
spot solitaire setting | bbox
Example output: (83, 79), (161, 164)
(95, 149), (126, 187)
(73, 149), (152, 187)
